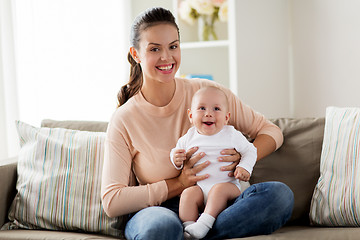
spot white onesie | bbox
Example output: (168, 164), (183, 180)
(170, 125), (257, 202)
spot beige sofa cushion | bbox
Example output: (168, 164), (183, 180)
(0, 229), (118, 239)
(250, 118), (325, 224)
(240, 226), (360, 240)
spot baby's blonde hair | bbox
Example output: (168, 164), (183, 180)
(192, 86), (229, 111)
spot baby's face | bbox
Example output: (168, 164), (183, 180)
(188, 88), (230, 136)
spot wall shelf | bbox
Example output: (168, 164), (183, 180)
(173, 0), (236, 92)
(180, 40), (229, 49)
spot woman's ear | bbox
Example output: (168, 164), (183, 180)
(130, 47), (141, 63)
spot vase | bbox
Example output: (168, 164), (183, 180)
(198, 15), (218, 41)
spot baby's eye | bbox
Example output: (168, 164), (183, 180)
(199, 107), (206, 110)
(214, 107), (221, 111)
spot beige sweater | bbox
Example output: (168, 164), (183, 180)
(101, 78), (283, 218)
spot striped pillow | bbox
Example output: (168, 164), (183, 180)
(7, 121), (123, 237)
(310, 107), (360, 226)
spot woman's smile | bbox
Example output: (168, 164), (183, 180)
(156, 63), (175, 74)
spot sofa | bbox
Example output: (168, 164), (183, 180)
(1, 117), (360, 240)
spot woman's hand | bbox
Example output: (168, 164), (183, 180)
(166, 147), (209, 199)
(178, 147), (210, 188)
(218, 148), (241, 177)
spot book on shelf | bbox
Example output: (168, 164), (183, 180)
(181, 74), (214, 81)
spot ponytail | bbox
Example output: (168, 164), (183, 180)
(117, 52), (143, 107)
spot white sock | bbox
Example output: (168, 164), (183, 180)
(183, 221), (195, 240)
(185, 213), (215, 239)
(183, 221), (195, 228)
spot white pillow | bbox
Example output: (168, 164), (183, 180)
(6, 121), (123, 237)
(310, 107), (360, 226)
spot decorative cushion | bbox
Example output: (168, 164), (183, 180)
(5, 121), (123, 237)
(310, 107), (360, 226)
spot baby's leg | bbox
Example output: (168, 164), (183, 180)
(179, 185), (204, 222)
(204, 182), (241, 217)
(185, 183), (241, 239)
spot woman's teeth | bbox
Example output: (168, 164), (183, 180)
(157, 64), (173, 71)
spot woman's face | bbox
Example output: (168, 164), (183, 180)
(133, 23), (181, 86)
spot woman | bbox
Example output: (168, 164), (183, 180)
(101, 7), (294, 240)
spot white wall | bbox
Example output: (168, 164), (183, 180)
(235, 0), (360, 118)
(291, 0), (360, 117)
(14, 0), (130, 127)
(0, 0), (19, 159)
(1, 1), (131, 160)
(131, 0), (172, 17)
(235, 0), (292, 119)
(5, 0), (360, 161)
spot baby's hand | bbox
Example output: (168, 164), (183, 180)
(173, 149), (186, 168)
(234, 167), (250, 181)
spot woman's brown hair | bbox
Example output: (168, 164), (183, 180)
(117, 7), (180, 107)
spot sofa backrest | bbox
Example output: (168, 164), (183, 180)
(0, 159), (17, 228)
(41, 119), (108, 132)
(41, 118), (325, 225)
(250, 118), (325, 225)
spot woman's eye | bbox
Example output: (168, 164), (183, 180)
(151, 48), (160, 52)
(170, 44), (178, 50)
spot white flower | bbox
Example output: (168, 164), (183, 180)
(178, 0), (228, 26)
(218, 1), (228, 22)
(188, 0), (214, 15)
(179, 1), (197, 25)
(211, 0), (226, 7)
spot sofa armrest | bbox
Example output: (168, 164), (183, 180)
(0, 157), (18, 228)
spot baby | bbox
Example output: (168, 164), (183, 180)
(170, 86), (257, 239)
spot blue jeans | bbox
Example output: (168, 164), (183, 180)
(124, 181), (294, 240)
